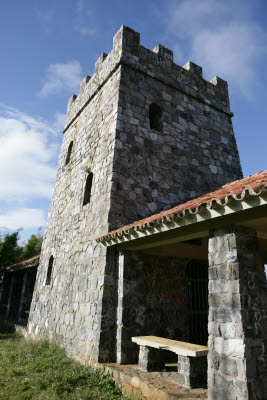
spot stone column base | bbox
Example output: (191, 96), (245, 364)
(177, 355), (207, 388)
(138, 346), (165, 372)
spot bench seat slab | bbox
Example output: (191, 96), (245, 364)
(132, 336), (208, 357)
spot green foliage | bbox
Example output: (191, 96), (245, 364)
(0, 333), (139, 400)
(0, 228), (43, 268)
(81, 165), (90, 174)
(0, 231), (22, 268)
(91, 74), (100, 86)
(20, 228), (43, 261)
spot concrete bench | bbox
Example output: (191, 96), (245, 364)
(132, 335), (208, 389)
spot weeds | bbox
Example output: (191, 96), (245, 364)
(0, 333), (137, 400)
(80, 165), (91, 174)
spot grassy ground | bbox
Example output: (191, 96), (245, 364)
(0, 333), (137, 400)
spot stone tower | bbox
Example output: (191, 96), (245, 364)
(27, 26), (242, 364)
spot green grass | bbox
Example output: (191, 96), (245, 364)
(0, 333), (137, 400)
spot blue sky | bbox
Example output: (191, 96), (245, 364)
(0, 0), (267, 242)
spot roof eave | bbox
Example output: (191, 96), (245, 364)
(1, 256), (40, 273)
(98, 191), (267, 248)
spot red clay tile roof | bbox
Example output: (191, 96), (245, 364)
(3, 253), (41, 271)
(96, 170), (267, 242)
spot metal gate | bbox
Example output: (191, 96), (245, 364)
(186, 260), (209, 346)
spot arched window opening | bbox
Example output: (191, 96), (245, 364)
(83, 172), (93, 206)
(149, 103), (163, 132)
(65, 141), (73, 165)
(46, 256), (54, 285)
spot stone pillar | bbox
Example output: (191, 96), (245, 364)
(177, 355), (207, 388)
(98, 247), (118, 363)
(6, 273), (14, 318)
(115, 250), (142, 364)
(116, 251), (124, 364)
(208, 226), (267, 400)
(18, 271), (28, 322)
(138, 346), (165, 372)
(0, 274), (11, 310)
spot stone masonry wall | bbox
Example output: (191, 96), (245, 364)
(208, 226), (267, 400)
(110, 44), (242, 228)
(28, 25), (243, 365)
(117, 251), (188, 363)
(27, 61), (121, 364)
(64, 25), (242, 229)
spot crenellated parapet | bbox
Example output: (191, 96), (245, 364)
(64, 25), (231, 131)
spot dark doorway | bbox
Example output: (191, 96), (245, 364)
(186, 260), (208, 345)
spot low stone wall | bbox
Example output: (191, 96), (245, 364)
(104, 363), (208, 400)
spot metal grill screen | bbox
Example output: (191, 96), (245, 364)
(186, 261), (208, 346)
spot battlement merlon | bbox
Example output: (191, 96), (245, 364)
(67, 94), (77, 114)
(95, 53), (107, 73)
(64, 25), (231, 132)
(113, 25), (140, 54)
(183, 61), (202, 78)
(209, 76), (229, 95)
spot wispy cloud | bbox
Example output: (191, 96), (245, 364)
(0, 104), (59, 204)
(76, 0), (93, 17)
(75, 0), (96, 36)
(78, 26), (96, 36)
(77, 0), (84, 14)
(0, 209), (46, 230)
(53, 112), (66, 132)
(164, 0), (267, 97)
(35, 2), (56, 34)
(38, 61), (83, 97)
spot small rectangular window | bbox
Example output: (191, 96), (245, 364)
(46, 256), (54, 285)
(149, 103), (163, 132)
(83, 172), (93, 206)
(65, 141), (73, 165)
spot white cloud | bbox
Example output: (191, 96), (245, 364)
(35, 3), (56, 33)
(0, 208), (46, 230)
(76, 0), (92, 17)
(53, 112), (66, 132)
(0, 104), (59, 204)
(78, 26), (96, 36)
(165, 0), (267, 97)
(77, 0), (84, 14)
(38, 61), (83, 97)
(75, 0), (96, 36)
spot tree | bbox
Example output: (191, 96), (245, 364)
(0, 231), (23, 268)
(20, 229), (43, 261)
(0, 228), (43, 268)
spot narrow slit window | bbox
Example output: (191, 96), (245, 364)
(46, 256), (54, 285)
(65, 141), (73, 165)
(149, 103), (162, 132)
(83, 172), (93, 206)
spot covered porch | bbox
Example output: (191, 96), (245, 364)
(97, 171), (267, 399)
(0, 255), (39, 331)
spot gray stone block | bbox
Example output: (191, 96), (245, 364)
(177, 354), (207, 389)
(208, 225), (267, 399)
